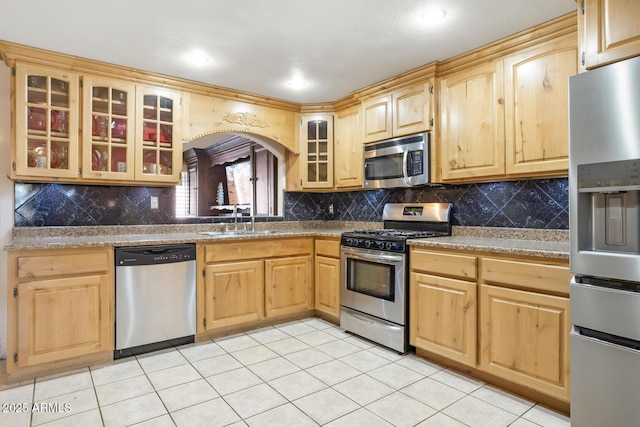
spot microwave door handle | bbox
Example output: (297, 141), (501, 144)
(402, 150), (411, 185)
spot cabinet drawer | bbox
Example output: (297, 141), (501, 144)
(13, 248), (111, 280)
(204, 238), (313, 263)
(411, 249), (477, 280)
(315, 238), (340, 258)
(481, 258), (570, 295)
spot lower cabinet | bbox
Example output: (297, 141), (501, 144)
(314, 238), (341, 318)
(479, 258), (571, 401)
(410, 249), (478, 366)
(203, 260), (265, 330)
(199, 238), (314, 334)
(7, 248), (114, 373)
(409, 247), (571, 403)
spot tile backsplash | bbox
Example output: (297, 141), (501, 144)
(14, 178), (568, 229)
(284, 178), (568, 229)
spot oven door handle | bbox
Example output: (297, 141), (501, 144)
(342, 249), (404, 264)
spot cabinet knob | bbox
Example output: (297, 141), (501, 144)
(498, 98), (504, 105)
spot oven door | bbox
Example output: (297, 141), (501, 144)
(340, 245), (405, 325)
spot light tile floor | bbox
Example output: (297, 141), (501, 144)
(0, 317), (571, 426)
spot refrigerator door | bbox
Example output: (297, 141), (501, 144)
(571, 329), (640, 427)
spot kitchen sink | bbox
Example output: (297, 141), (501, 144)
(198, 229), (280, 236)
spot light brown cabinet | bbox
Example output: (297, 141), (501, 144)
(314, 238), (341, 319)
(203, 260), (265, 330)
(410, 249), (478, 366)
(199, 238), (314, 334)
(299, 113), (334, 189)
(440, 31), (577, 182)
(265, 255), (313, 317)
(479, 257), (571, 401)
(582, 0), (640, 69)
(334, 106), (362, 188)
(361, 82), (433, 144)
(439, 60), (505, 181)
(82, 76), (136, 180)
(13, 63), (79, 179)
(504, 34), (577, 175)
(7, 248), (113, 374)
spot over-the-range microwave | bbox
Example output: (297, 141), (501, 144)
(363, 132), (430, 188)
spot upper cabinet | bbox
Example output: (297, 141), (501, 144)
(135, 85), (182, 183)
(299, 113), (334, 189)
(334, 106), (362, 188)
(439, 30), (577, 182)
(439, 60), (505, 181)
(361, 81), (434, 144)
(582, 0), (640, 69)
(504, 34), (577, 175)
(82, 76), (135, 181)
(12, 63), (183, 185)
(13, 63), (79, 179)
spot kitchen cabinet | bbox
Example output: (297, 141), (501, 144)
(440, 31), (577, 182)
(582, 0), (640, 69)
(334, 106), (362, 188)
(6, 248), (113, 374)
(12, 62), (183, 184)
(203, 260), (265, 330)
(479, 257), (571, 401)
(199, 238), (314, 334)
(504, 34), (577, 175)
(82, 76), (136, 180)
(439, 60), (505, 181)
(409, 249), (477, 367)
(361, 82), (433, 143)
(265, 255), (313, 317)
(135, 85), (183, 183)
(299, 113), (334, 189)
(314, 238), (341, 319)
(12, 63), (79, 179)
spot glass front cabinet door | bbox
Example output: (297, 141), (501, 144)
(82, 76), (136, 180)
(14, 63), (79, 179)
(300, 114), (334, 189)
(136, 86), (182, 183)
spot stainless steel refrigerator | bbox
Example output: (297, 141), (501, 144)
(569, 55), (640, 426)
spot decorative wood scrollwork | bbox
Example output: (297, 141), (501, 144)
(223, 112), (269, 128)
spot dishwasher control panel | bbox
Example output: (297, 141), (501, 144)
(115, 244), (196, 267)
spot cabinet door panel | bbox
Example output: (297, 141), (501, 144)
(410, 272), (476, 366)
(393, 83), (432, 137)
(440, 61), (505, 181)
(17, 274), (111, 367)
(265, 256), (312, 317)
(204, 260), (264, 330)
(479, 284), (570, 400)
(14, 63), (79, 179)
(314, 255), (340, 317)
(335, 107), (362, 188)
(362, 94), (392, 143)
(584, 0), (640, 68)
(505, 35), (577, 175)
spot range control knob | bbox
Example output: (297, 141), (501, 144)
(377, 241), (385, 249)
(364, 240), (372, 248)
(386, 242), (393, 250)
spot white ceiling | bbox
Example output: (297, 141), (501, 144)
(1, 1), (576, 104)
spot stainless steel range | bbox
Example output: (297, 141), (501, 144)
(340, 202), (452, 353)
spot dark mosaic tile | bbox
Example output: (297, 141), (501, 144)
(477, 181), (524, 208)
(536, 178), (569, 208)
(451, 185), (500, 227)
(484, 211), (518, 228)
(15, 185), (85, 226)
(501, 181), (565, 229)
(14, 183), (44, 208)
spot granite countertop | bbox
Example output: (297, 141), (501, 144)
(409, 227), (569, 259)
(4, 223), (569, 259)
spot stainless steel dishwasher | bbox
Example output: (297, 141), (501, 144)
(115, 244), (196, 358)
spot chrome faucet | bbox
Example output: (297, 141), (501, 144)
(233, 204), (238, 230)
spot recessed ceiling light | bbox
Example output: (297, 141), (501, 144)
(187, 52), (210, 66)
(420, 8), (447, 23)
(287, 77), (307, 90)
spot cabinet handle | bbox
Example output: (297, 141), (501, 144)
(581, 52), (586, 66)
